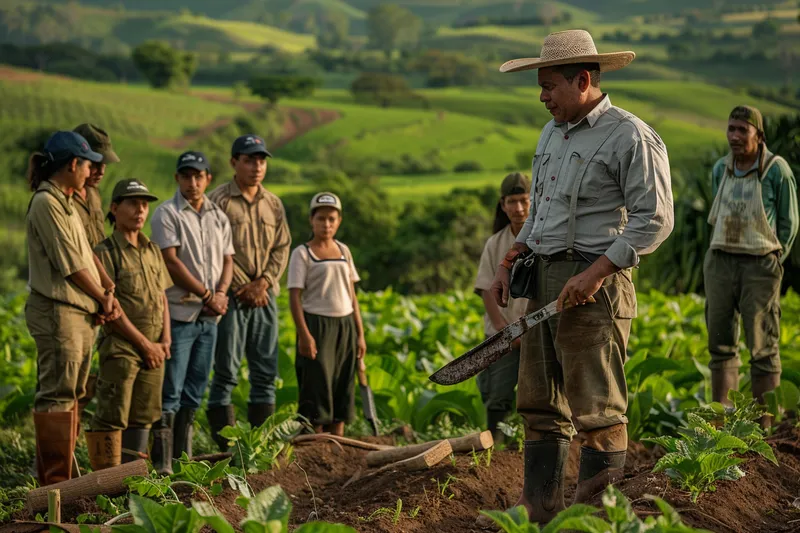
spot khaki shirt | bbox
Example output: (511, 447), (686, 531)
(95, 231), (173, 355)
(475, 226), (529, 336)
(150, 190), (235, 323)
(75, 186), (106, 249)
(208, 180), (291, 294)
(518, 95), (674, 269)
(26, 181), (101, 314)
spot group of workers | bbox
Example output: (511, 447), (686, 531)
(25, 126), (365, 485)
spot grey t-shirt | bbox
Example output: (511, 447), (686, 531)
(151, 190), (235, 323)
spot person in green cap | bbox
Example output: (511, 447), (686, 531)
(72, 124), (121, 249)
(705, 105), (799, 427)
(84, 179), (173, 470)
(473, 172), (531, 444)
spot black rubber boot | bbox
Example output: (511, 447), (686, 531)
(573, 447), (626, 504)
(487, 410), (509, 446)
(248, 403), (275, 428)
(150, 413), (174, 476)
(711, 368), (739, 406)
(208, 405), (236, 451)
(121, 427), (150, 463)
(173, 407), (196, 460)
(476, 437), (570, 528)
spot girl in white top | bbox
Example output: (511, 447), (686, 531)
(287, 192), (367, 437)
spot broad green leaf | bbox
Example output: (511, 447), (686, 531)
(477, 509), (527, 532)
(244, 486), (292, 530)
(111, 526), (149, 533)
(205, 458), (232, 483)
(193, 501), (235, 533)
(542, 504), (598, 533)
(556, 516), (612, 533)
(128, 494), (164, 533)
(699, 454), (743, 477)
(715, 435), (748, 451)
(749, 440), (778, 465)
(779, 381), (800, 411)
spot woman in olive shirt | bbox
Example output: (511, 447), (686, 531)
(25, 131), (121, 485)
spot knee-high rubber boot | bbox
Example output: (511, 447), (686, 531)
(573, 424), (628, 504)
(33, 411), (76, 486)
(150, 413), (174, 475)
(207, 405), (236, 452)
(248, 403), (275, 429)
(173, 407), (196, 460)
(711, 368), (739, 406)
(85, 430), (122, 471)
(476, 437), (570, 528)
(122, 428), (150, 463)
(752, 372), (781, 430)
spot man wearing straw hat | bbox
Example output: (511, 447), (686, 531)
(486, 29), (674, 525)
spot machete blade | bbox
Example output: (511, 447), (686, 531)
(428, 300), (560, 386)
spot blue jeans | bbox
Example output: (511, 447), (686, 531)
(162, 319), (218, 414)
(207, 290), (279, 407)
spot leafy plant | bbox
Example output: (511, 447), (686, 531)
(0, 485), (29, 522)
(645, 413), (749, 502)
(218, 411), (304, 474)
(479, 485), (713, 532)
(171, 454), (246, 497)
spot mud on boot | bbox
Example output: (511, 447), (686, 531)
(572, 447), (626, 504)
(476, 437), (570, 529)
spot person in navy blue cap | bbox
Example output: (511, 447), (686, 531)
(204, 133), (291, 449)
(24, 131), (123, 485)
(148, 149), (235, 474)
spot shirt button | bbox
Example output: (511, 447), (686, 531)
(551, 176), (556, 181)
(539, 217), (543, 221)
(546, 197), (550, 201)
(564, 135), (569, 140)
(535, 240), (540, 244)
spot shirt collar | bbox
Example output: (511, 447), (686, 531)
(724, 144), (772, 176)
(229, 179), (265, 200)
(112, 229), (150, 249)
(560, 94), (612, 130)
(39, 181), (73, 215)
(174, 189), (211, 214)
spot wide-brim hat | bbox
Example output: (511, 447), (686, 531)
(499, 29), (635, 74)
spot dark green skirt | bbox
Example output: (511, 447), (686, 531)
(295, 312), (357, 425)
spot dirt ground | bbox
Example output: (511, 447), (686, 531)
(6, 424), (800, 533)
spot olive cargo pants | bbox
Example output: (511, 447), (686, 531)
(517, 258), (636, 439)
(26, 293), (96, 412)
(703, 249), (782, 376)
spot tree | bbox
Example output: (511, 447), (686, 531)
(350, 72), (413, 107)
(248, 74), (321, 104)
(410, 50), (487, 87)
(132, 40), (196, 89)
(752, 18), (781, 41)
(316, 10), (350, 49)
(367, 3), (422, 60)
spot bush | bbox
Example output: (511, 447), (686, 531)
(453, 161), (483, 172)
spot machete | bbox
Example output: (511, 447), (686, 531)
(428, 295), (595, 386)
(358, 358), (380, 436)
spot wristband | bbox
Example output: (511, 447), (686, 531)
(201, 289), (212, 304)
(500, 249), (523, 270)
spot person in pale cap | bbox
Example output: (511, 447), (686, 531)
(704, 104), (798, 428)
(287, 191), (367, 437)
(482, 29), (674, 526)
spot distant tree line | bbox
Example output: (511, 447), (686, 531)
(452, 10), (573, 29)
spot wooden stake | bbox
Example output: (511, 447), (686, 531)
(292, 434), (393, 451)
(47, 489), (60, 524)
(366, 430), (493, 467)
(26, 459), (148, 513)
(374, 439), (453, 474)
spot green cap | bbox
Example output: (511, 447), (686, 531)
(73, 123), (120, 163)
(729, 105), (764, 138)
(110, 179), (158, 203)
(500, 172), (531, 196)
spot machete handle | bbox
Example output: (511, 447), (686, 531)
(561, 294), (596, 310)
(357, 359), (368, 387)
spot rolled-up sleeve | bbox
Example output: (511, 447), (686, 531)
(605, 130), (674, 269)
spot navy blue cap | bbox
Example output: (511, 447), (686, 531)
(231, 134), (272, 158)
(176, 151), (210, 172)
(44, 131), (103, 163)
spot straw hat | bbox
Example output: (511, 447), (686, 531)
(499, 29), (635, 74)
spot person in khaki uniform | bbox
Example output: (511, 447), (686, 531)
(85, 179), (173, 470)
(205, 135), (291, 450)
(705, 106), (799, 427)
(24, 131), (122, 486)
(474, 173), (531, 444)
(72, 124), (121, 249)
(483, 30), (673, 526)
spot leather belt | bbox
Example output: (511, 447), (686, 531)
(535, 250), (601, 263)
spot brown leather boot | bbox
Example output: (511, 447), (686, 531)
(476, 437), (570, 528)
(573, 424), (627, 504)
(85, 430), (122, 471)
(711, 369), (739, 406)
(751, 373), (781, 429)
(34, 410), (76, 486)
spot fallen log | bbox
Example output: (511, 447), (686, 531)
(374, 440), (452, 475)
(292, 434), (393, 451)
(366, 430), (493, 467)
(26, 460), (148, 513)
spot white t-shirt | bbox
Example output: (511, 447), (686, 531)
(287, 241), (361, 317)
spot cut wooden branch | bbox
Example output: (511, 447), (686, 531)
(292, 433), (393, 451)
(26, 459), (148, 513)
(374, 440), (453, 475)
(366, 430), (493, 467)
(48, 490), (60, 524)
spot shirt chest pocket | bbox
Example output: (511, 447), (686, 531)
(557, 152), (609, 207)
(117, 270), (145, 295)
(259, 213), (277, 250)
(532, 153), (551, 201)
